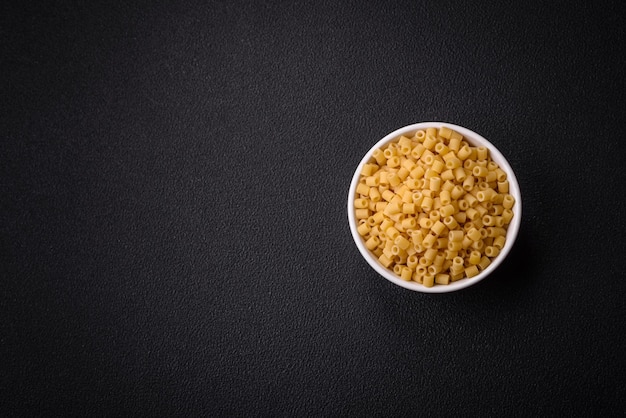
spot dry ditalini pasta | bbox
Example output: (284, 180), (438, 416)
(355, 126), (515, 287)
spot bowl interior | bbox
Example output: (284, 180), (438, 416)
(348, 122), (522, 293)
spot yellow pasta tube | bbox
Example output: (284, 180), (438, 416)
(383, 147), (397, 158)
(423, 274), (434, 287)
(453, 211), (467, 224)
(365, 187), (377, 202)
(421, 149), (435, 165)
(439, 126), (452, 139)
(427, 176), (440, 192)
(401, 189), (413, 203)
(430, 159), (444, 174)
(441, 169), (455, 181)
(424, 168), (438, 179)
(407, 255), (418, 269)
(494, 168), (506, 182)
(434, 142), (450, 156)
(462, 175), (475, 191)
(380, 219), (393, 232)
(461, 235), (473, 249)
(465, 265), (479, 278)
(490, 205), (504, 216)
(410, 165), (425, 179)
(422, 233), (437, 248)
(381, 189), (395, 202)
(427, 264), (441, 276)
(502, 195), (515, 209)
(394, 235), (411, 250)
(398, 136), (412, 154)
(439, 204), (455, 218)
(419, 256), (431, 267)
(372, 149), (386, 166)
(450, 185), (464, 200)
(448, 136), (461, 152)
(388, 173), (401, 187)
(453, 167), (467, 182)
(444, 249), (457, 259)
(366, 175), (380, 187)
(475, 204), (488, 217)
(391, 245), (406, 258)
(439, 190), (451, 205)
(358, 223), (371, 236)
(411, 192), (423, 207)
(418, 217), (433, 229)
(423, 248), (437, 261)
(356, 183), (369, 196)
(386, 227), (400, 240)
(472, 165), (488, 177)
(471, 239), (484, 251)
(485, 246), (500, 258)
(367, 213), (383, 227)
(435, 273), (450, 285)
(365, 236), (380, 250)
(463, 193), (477, 208)
(355, 209), (369, 219)
(423, 135), (438, 150)
(443, 215), (459, 230)
(397, 167), (410, 181)
(401, 158), (416, 171)
(393, 264), (403, 276)
(361, 164), (378, 176)
(463, 159), (476, 170)
(411, 144), (426, 160)
(448, 230), (464, 242)
(465, 208), (479, 221)
(476, 188), (496, 202)
(390, 194), (403, 206)
(448, 240), (463, 252)
(457, 145), (472, 160)
(401, 203), (415, 215)
(401, 217), (417, 230)
(431, 220), (446, 236)
(383, 202), (401, 216)
(502, 209), (513, 224)
(486, 227), (506, 237)
(469, 250), (481, 265)
(420, 196), (433, 211)
(467, 227), (482, 242)
(378, 172), (389, 185)
(379, 253), (393, 268)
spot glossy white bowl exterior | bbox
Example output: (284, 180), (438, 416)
(348, 122), (522, 293)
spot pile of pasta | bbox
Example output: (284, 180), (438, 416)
(355, 126), (515, 287)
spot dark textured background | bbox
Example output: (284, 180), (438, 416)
(2, 0), (626, 416)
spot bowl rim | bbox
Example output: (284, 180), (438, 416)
(347, 122), (522, 293)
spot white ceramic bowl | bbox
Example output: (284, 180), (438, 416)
(348, 122), (522, 293)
